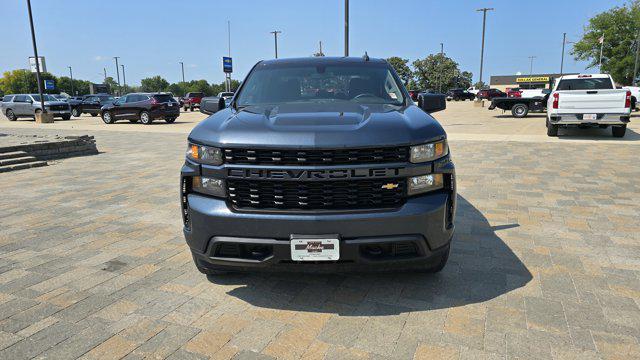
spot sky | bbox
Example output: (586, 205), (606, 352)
(0, 0), (629, 87)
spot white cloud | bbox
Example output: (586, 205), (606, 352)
(188, 64), (197, 68)
(94, 56), (105, 61)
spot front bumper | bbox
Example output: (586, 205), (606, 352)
(548, 113), (630, 125)
(184, 187), (455, 272)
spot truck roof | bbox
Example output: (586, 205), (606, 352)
(259, 57), (387, 66)
(557, 74), (610, 80)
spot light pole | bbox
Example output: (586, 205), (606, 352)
(113, 56), (121, 95)
(476, 7), (494, 89)
(440, 43), (444, 55)
(103, 68), (107, 83)
(179, 61), (185, 83)
(528, 56), (537, 77)
(121, 64), (126, 91)
(26, 0), (46, 115)
(270, 30), (282, 58)
(68, 66), (74, 95)
(344, 0), (349, 56)
(633, 29), (640, 85)
(560, 33), (566, 76)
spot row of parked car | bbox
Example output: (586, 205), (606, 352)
(407, 87), (510, 103)
(1, 90), (238, 125)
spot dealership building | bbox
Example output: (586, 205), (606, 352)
(489, 73), (578, 91)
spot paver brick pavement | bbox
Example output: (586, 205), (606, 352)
(0, 124), (639, 359)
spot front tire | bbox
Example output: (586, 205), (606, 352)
(189, 105), (194, 112)
(165, 117), (176, 123)
(62, 115), (71, 120)
(140, 111), (152, 125)
(6, 109), (16, 121)
(71, 108), (80, 117)
(546, 119), (558, 136)
(612, 125), (626, 138)
(102, 111), (114, 124)
(511, 103), (529, 118)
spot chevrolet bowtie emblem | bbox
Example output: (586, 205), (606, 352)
(381, 183), (399, 190)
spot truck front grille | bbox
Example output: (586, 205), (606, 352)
(224, 147), (409, 166)
(48, 104), (68, 111)
(227, 179), (406, 211)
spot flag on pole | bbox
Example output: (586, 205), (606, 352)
(598, 35), (605, 44)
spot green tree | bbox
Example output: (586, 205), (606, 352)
(0, 69), (56, 94)
(140, 76), (170, 92)
(412, 54), (470, 92)
(185, 79), (213, 96)
(104, 77), (118, 94)
(386, 57), (413, 85)
(57, 76), (92, 96)
(572, 1), (640, 84)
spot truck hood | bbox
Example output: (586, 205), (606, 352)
(188, 102), (446, 148)
(43, 101), (69, 106)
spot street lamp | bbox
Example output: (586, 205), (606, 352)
(270, 30), (282, 58)
(113, 56), (121, 95)
(476, 7), (494, 88)
(528, 56), (537, 77)
(179, 61), (185, 83)
(26, 0), (46, 115)
(344, 0), (349, 56)
(121, 64), (126, 91)
(68, 66), (74, 95)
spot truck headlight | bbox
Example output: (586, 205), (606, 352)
(410, 140), (448, 163)
(187, 143), (222, 165)
(408, 174), (444, 195)
(192, 176), (225, 197)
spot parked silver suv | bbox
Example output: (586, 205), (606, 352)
(1, 94), (71, 121)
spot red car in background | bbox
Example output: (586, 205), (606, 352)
(477, 88), (507, 100)
(507, 88), (522, 98)
(181, 92), (204, 111)
(408, 90), (421, 101)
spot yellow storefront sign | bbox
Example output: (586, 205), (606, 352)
(516, 76), (550, 83)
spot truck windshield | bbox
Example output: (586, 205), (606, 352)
(556, 78), (613, 90)
(236, 64), (405, 106)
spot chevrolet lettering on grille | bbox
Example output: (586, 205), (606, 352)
(227, 167), (402, 180)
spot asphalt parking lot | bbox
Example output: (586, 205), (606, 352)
(1, 103), (639, 359)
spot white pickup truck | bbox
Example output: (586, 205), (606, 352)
(546, 74), (631, 137)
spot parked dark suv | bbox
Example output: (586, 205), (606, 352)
(100, 93), (180, 124)
(71, 94), (115, 117)
(182, 57), (456, 275)
(446, 89), (475, 101)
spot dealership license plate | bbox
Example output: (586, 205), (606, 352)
(290, 235), (340, 261)
(583, 113), (597, 120)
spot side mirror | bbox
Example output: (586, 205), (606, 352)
(418, 94), (446, 113)
(26, 99), (33, 104)
(200, 97), (226, 115)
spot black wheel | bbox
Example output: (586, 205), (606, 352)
(6, 109), (16, 121)
(90, 113), (98, 117)
(546, 119), (558, 136)
(102, 111), (114, 124)
(183, 106), (188, 111)
(454, 97), (460, 101)
(612, 125), (626, 138)
(140, 111), (152, 125)
(61, 115), (71, 120)
(189, 105), (194, 112)
(511, 103), (529, 118)
(165, 117), (176, 124)
(128, 119), (138, 123)
(71, 108), (81, 117)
